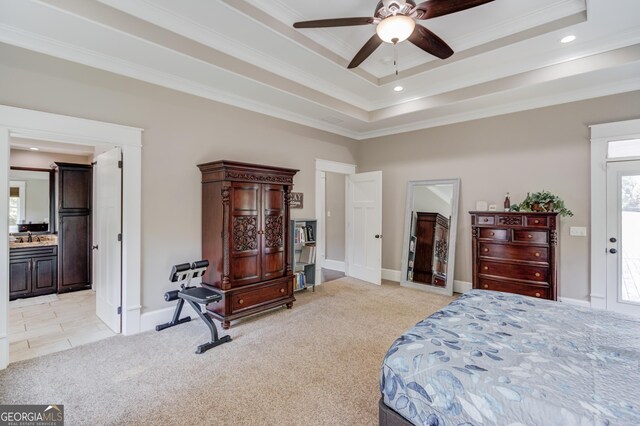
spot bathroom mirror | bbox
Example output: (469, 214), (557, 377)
(9, 167), (55, 234)
(400, 178), (460, 296)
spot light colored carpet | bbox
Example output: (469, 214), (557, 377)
(0, 277), (455, 425)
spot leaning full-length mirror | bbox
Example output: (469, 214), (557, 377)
(400, 179), (460, 296)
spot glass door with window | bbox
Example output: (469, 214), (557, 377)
(606, 160), (640, 315)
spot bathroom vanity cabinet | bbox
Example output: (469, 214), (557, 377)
(9, 245), (58, 300)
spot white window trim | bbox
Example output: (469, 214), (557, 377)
(0, 105), (143, 369)
(590, 118), (640, 309)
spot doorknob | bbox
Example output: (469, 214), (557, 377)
(609, 248), (617, 254)
(610, 237), (617, 243)
(92, 245), (99, 250)
(375, 234), (382, 239)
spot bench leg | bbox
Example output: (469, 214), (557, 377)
(185, 300), (232, 354)
(155, 299), (191, 331)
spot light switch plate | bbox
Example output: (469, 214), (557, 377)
(570, 226), (587, 237)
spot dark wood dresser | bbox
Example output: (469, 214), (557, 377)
(198, 160), (298, 329)
(413, 212), (449, 286)
(470, 211), (558, 300)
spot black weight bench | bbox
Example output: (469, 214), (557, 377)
(156, 261), (231, 354)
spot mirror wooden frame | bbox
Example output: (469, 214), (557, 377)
(10, 166), (56, 234)
(400, 178), (461, 296)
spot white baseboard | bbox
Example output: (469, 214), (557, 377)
(559, 297), (591, 308)
(454, 280), (472, 294)
(139, 302), (200, 333)
(382, 268), (401, 282)
(323, 259), (345, 272)
(381, 268), (471, 294)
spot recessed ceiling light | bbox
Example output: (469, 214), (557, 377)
(29, 147), (40, 151)
(394, 86), (404, 92)
(560, 35), (576, 44)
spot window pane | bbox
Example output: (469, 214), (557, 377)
(608, 139), (640, 159)
(621, 174), (640, 303)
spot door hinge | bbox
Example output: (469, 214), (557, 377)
(117, 306), (122, 315)
(117, 233), (122, 242)
(118, 160), (123, 169)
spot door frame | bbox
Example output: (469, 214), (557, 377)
(590, 118), (640, 309)
(0, 105), (143, 369)
(315, 159), (356, 285)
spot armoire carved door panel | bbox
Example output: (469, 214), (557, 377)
(261, 184), (286, 281)
(230, 182), (261, 286)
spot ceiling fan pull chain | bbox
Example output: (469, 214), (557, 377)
(394, 43), (399, 75)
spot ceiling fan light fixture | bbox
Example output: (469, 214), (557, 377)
(376, 14), (415, 44)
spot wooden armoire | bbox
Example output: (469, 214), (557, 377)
(198, 160), (298, 329)
(413, 212), (449, 286)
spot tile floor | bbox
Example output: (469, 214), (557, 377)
(9, 290), (116, 363)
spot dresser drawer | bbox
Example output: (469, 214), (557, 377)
(525, 215), (549, 227)
(230, 280), (291, 314)
(478, 228), (509, 241)
(478, 260), (548, 282)
(513, 230), (548, 244)
(479, 243), (549, 263)
(476, 215), (495, 225)
(478, 278), (548, 299)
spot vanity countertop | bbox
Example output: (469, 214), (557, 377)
(9, 235), (58, 249)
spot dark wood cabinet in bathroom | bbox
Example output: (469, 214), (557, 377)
(55, 162), (93, 293)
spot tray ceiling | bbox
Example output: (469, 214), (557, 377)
(0, 0), (639, 139)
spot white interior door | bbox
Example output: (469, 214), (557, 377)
(94, 147), (122, 332)
(346, 171), (382, 285)
(606, 160), (640, 316)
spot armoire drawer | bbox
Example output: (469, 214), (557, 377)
(479, 243), (549, 263)
(525, 215), (549, 227)
(478, 278), (548, 299)
(478, 260), (548, 282)
(476, 215), (495, 225)
(230, 280), (291, 314)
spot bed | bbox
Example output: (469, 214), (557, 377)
(380, 290), (640, 425)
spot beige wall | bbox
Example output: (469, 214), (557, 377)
(357, 91), (640, 301)
(10, 149), (91, 169)
(0, 44), (357, 312)
(325, 172), (345, 262)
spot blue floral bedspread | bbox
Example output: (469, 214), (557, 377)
(380, 290), (640, 425)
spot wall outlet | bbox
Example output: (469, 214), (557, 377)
(570, 226), (587, 237)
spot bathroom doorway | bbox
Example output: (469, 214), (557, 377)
(0, 105), (142, 369)
(7, 138), (120, 362)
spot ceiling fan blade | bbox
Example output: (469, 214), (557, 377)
(348, 34), (383, 69)
(293, 17), (374, 28)
(408, 25), (454, 59)
(413, 0), (494, 20)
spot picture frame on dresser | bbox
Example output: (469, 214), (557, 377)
(470, 211), (559, 300)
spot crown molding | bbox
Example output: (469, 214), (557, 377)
(96, 0), (373, 109)
(357, 76), (640, 140)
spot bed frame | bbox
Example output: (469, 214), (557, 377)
(379, 398), (412, 426)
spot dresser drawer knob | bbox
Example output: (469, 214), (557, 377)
(483, 284), (489, 289)
(238, 299), (244, 305)
(280, 288), (285, 294)
(534, 272), (541, 278)
(483, 248), (489, 253)
(535, 292), (541, 297)
(490, 232), (495, 236)
(483, 266), (489, 271)
(528, 234), (533, 239)
(483, 218), (489, 222)
(535, 252), (540, 257)
(534, 219), (540, 224)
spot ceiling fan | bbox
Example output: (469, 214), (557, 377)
(293, 0), (494, 69)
